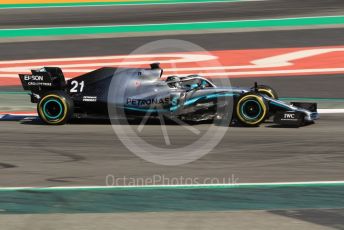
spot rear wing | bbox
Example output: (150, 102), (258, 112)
(19, 67), (66, 93)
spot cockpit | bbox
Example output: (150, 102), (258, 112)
(140, 63), (215, 91)
(165, 75), (215, 90)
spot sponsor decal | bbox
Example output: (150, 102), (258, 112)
(24, 75), (44, 81)
(284, 113), (295, 119)
(22, 74), (51, 86)
(280, 112), (299, 121)
(196, 102), (214, 107)
(127, 97), (170, 106)
(82, 96), (97, 102)
(171, 97), (179, 106)
(27, 82), (52, 86)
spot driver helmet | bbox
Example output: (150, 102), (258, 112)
(166, 76), (181, 88)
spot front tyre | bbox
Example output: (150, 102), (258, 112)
(236, 93), (269, 127)
(253, 85), (278, 99)
(37, 91), (74, 125)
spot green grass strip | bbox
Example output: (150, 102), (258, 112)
(0, 0), (244, 9)
(0, 183), (344, 213)
(0, 91), (27, 95)
(1, 15), (344, 38)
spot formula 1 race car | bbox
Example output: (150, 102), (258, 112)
(19, 63), (319, 126)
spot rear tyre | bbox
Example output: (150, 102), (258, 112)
(37, 91), (73, 125)
(236, 93), (269, 127)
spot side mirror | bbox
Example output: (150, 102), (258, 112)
(192, 83), (205, 91)
(185, 84), (197, 91)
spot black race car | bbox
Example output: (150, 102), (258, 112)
(19, 63), (318, 126)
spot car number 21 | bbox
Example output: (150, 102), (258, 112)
(70, 80), (85, 93)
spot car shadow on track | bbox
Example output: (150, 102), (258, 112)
(19, 118), (211, 126)
(3, 116), (307, 128)
(16, 119), (303, 128)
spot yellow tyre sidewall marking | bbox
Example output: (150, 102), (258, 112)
(236, 94), (267, 125)
(38, 94), (68, 124)
(258, 88), (275, 99)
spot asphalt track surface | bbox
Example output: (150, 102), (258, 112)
(0, 113), (344, 187)
(0, 209), (343, 230)
(0, 1), (344, 229)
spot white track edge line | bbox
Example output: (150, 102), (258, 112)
(0, 180), (344, 190)
(0, 0), (265, 10)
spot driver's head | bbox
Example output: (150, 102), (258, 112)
(166, 76), (181, 88)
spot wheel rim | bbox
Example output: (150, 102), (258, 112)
(240, 100), (262, 120)
(236, 94), (267, 125)
(38, 94), (68, 124)
(43, 99), (63, 120)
